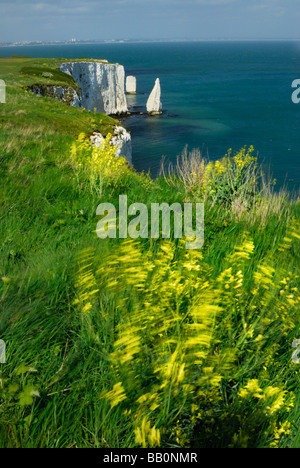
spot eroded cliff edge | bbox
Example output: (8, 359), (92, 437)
(22, 60), (131, 163)
(59, 61), (128, 115)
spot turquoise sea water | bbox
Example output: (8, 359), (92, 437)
(1, 41), (300, 190)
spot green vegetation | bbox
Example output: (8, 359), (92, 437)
(20, 65), (79, 90)
(0, 57), (299, 448)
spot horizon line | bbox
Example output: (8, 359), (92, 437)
(1, 38), (300, 46)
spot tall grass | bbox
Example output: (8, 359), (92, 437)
(0, 60), (299, 447)
(70, 137), (300, 448)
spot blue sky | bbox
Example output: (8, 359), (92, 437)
(0, 0), (299, 42)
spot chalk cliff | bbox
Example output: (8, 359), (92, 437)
(146, 78), (162, 115)
(59, 61), (128, 115)
(90, 126), (132, 165)
(28, 84), (81, 106)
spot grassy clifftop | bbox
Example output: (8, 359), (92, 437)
(0, 56), (116, 93)
(0, 57), (119, 133)
(0, 57), (299, 448)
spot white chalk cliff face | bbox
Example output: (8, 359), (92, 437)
(90, 126), (132, 165)
(146, 78), (162, 115)
(59, 61), (128, 115)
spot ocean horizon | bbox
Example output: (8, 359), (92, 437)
(1, 40), (299, 191)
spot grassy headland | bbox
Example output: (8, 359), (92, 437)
(0, 57), (299, 448)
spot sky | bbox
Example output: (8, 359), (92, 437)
(0, 0), (300, 43)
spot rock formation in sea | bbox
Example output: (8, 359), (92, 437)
(90, 126), (132, 165)
(126, 76), (137, 94)
(146, 78), (162, 115)
(59, 61), (128, 115)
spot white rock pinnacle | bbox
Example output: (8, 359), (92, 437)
(126, 76), (137, 94)
(146, 78), (162, 115)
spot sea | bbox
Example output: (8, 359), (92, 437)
(0, 41), (299, 191)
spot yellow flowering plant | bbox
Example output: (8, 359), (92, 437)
(70, 132), (129, 196)
(73, 220), (300, 448)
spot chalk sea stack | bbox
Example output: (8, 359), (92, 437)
(126, 76), (137, 94)
(146, 78), (162, 115)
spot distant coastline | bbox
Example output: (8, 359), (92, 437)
(0, 41), (299, 189)
(1, 38), (300, 48)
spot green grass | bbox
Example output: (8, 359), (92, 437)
(0, 57), (299, 448)
(20, 65), (80, 94)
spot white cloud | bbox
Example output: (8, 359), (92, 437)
(0, 0), (297, 42)
(247, 1), (286, 18)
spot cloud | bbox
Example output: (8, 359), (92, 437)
(32, 2), (91, 14)
(247, 0), (286, 18)
(193, 0), (238, 4)
(0, 0), (298, 42)
(0, 0), (239, 7)
(0, 0), (240, 20)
